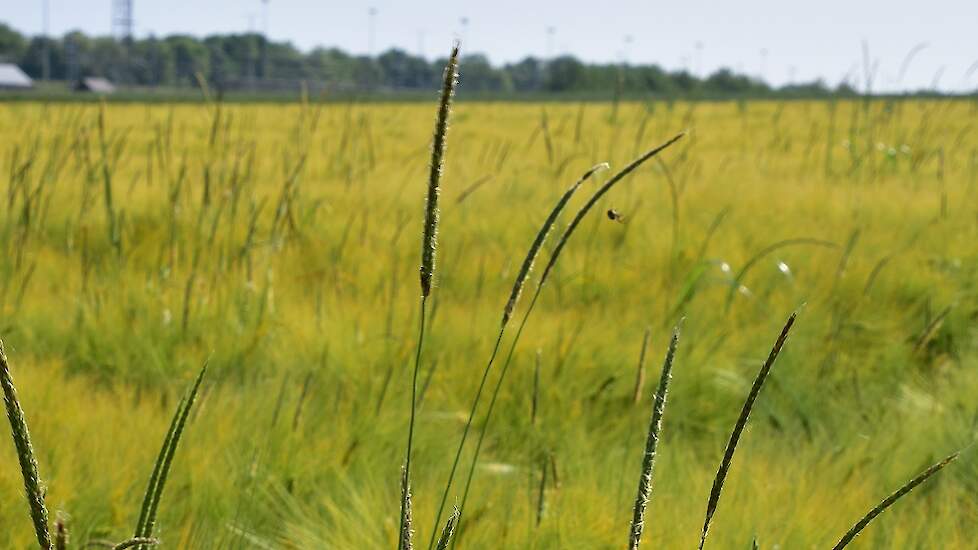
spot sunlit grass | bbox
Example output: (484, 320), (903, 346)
(1, 97), (976, 547)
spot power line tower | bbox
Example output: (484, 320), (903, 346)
(112, 0), (134, 83)
(112, 0), (134, 42)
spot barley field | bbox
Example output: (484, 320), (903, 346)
(1, 92), (977, 549)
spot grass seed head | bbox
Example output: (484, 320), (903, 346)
(0, 339), (52, 550)
(420, 43), (460, 298)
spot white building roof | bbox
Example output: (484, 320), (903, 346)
(78, 77), (117, 93)
(0, 64), (33, 88)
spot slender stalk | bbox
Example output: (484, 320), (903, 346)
(453, 133), (685, 536)
(403, 43), (459, 550)
(426, 164), (608, 548)
(399, 298), (426, 550)
(631, 326), (652, 405)
(723, 239), (836, 312)
(425, 328), (505, 550)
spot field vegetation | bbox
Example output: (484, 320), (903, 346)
(1, 82), (977, 548)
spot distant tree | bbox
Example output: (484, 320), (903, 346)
(505, 57), (543, 92)
(779, 79), (830, 98)
(20, 37), (66, 79)
(670, 69), (699, 94)
(165, 35), (210, 86)
(835, 82), (859, 96)
(378, 48), (434, 89)
(352, 56), (382, 89)
(307, 47), (354, 86)
(0, 23), (26, 62)
(265, 40), (306, 80)
(459, 53), (509, 92)
(545, 55), (585, 92)
(129, 36), (176, 86)
(0, 23), (850, 98)
(704, 68), (768, 96)
(89, 37), (127, 81)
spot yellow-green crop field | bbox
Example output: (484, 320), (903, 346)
(1, 97), (977, 548)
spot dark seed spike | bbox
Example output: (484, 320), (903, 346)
(699, 312), (797, 550)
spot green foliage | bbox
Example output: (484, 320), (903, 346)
(0, 25), (851, 98)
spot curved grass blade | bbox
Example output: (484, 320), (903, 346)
(631, 326), (652, 404)
(723, 239), (837, 312)
(135, 364), (207, 546)
(539, 132), (686, 286)
(831, 452), (959, 550)
(0, 340), (52, 550)
(502, 162), (609, 326)
(426, 163), (607, 548)
(452, 133), (686, 537)
(629, 325), (681, 550)
(698, 312), (797, 550)
(133, 393), (186, 539)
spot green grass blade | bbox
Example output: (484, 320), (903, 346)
(723, 239), (836, 312)
(501, 162), (608, 326)
(133, 392), (186, 538)
(538, 133), (686, 287)
(452, 134), (686, 537)
(426, 162), (607, 549)
(136, 364), (207, 544)
(831, 452), (959, 550)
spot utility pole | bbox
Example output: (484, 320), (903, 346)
(112, 0), (135, 83)
(694, 41), (704, 77)
(65, 34), (79, 83)
(368, 7), (378, 57)
(459, 17), (469, 46)
(759, 47), (769, 83)
(546, 26), (555, 59)
(112, 0), (134, 41)
(247, 13), (257, 88)
(260, 0), (270, 80)
(41, 0), (50, 81)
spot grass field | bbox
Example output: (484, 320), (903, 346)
(1, 94), (977, 548)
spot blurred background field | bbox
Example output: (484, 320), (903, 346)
(1, 97), (977, 548)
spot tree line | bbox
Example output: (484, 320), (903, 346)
(0, 23), (857, 97)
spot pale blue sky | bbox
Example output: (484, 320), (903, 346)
(4, 0), (977, 92)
